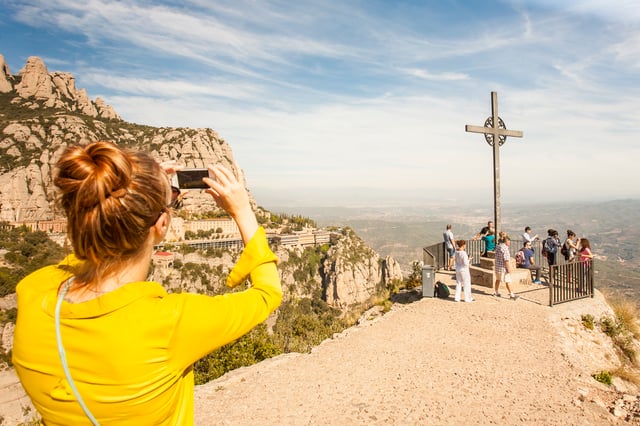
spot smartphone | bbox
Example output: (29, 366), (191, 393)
(176, 168), (212, 189)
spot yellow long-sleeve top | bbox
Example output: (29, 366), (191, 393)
(12, 227), (282, 425)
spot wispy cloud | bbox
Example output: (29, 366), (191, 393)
(401, 68), (469, 81)
(82, 72), (264, 100)
(3, 0), (640, 206)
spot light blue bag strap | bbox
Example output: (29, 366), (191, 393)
(55, 277), (100, 426)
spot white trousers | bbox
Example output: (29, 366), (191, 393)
(455, 270), (472, 302)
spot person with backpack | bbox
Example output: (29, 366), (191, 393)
(517, 241), (541, 284)
(543, 229), (561, 281)
(562, 230), (580, 262)
(493, 232), (519, 300)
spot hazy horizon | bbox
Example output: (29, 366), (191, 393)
(258, 193), (640, 218)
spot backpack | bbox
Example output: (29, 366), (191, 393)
(560, 242), (569, 258)
(434, 281), (450, 299)
(544, 237), (557, 255)
(515, 249), (526, 267)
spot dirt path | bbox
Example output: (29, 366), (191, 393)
(194, 284), (630, 425)
(0, 284), (634, 425)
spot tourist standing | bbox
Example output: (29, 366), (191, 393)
(522, 226), (538, 246)
(12, 141), (283, 424)
(481, 229), (496, 257)
(578, 238), (594, 294)
(543, 229), (561, 281)
(474, 220), (494, 240)
(493, 232), (519, 300)
(493, 231), (518, 300)
(563, 230), (580, 262)
(443, 224), (456, 271)
(579, 238), (594, 266)
(454, 240), (474, 303)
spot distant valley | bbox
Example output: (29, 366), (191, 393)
(270, 199), (640, 307)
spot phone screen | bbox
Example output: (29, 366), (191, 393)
(176, 169), (210, 189)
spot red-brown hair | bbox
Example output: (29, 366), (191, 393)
(54, 141), (169, 285)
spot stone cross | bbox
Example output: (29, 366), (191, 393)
(465, 91), (523, 238)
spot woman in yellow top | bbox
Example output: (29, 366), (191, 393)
(12, 141), (282, 425)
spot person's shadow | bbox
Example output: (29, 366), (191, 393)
(390, 288), (423, 304)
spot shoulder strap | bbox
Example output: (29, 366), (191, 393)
(56, 278), (100, 426)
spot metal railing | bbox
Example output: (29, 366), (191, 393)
(548, 260), (594, 306)
(423, 238), (545, 268)
(422, 239), (594, 306)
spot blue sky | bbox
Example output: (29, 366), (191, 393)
(1, 0), (639, 209)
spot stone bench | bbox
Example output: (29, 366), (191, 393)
(469, 256), (533, 289)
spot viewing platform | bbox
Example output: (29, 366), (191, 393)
(469, 251), (534, 289)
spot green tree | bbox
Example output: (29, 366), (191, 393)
(193, 323), (281, 384)
(0, 223), (66, 297)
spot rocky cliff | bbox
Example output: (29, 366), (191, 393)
(0, 53), (404, 314)
(0, 54), (239, 221)
(0, 55), (118, 119)
(321, 228), (402, 309)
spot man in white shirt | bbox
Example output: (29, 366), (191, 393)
(522, 226), (538, 245)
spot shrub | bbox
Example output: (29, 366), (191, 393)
(581, 314), (595, 330)
(612, 366), (640, 387)
(599, 315), (620, 338)
(592, 370), (613, 385)
(405, 261), (423, 290)
(0, 223), (65, 297)
(613, 300), (640, 340)
(273, 297), (347, 353)
(193, 324), (281, 385)
(599, 313), (637, 364)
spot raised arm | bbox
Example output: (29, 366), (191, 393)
(203, 163), (258, 244)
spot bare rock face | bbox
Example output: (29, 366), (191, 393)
(383, 255), (403, 284)
(321, 230), (403, 310)
(0, 54), (13, 93)
(0, 122), (242, 220)
(95, 97), (119, 119)
(1, 322), (14, 354)
(15, 57), (57, 105)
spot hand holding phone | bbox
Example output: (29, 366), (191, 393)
(176, 168), (213, 189)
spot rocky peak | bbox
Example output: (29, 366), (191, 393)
(4, 54), (119, 120)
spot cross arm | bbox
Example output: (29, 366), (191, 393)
(465, 125), (523, 138)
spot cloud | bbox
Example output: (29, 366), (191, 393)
(4, 0), (640, 207)
(82, 72), (264, 101)
(401, 68), (469, 81)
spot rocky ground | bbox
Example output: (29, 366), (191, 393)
(193, 281), (638, 425)
(2, 281), (639, 425)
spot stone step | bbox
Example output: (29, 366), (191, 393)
(478, 256), (517, 271)
(469, 265), (533, 289)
